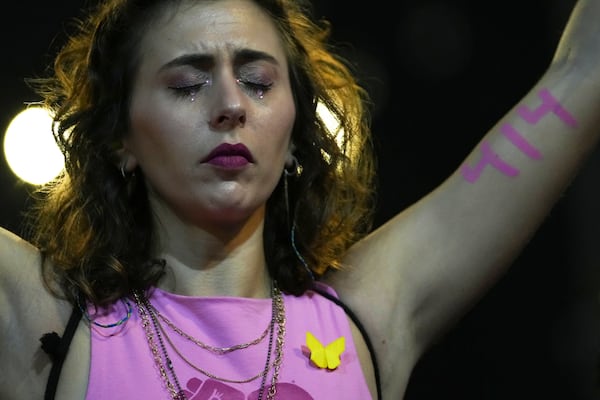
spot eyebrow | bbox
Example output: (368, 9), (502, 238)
(159, 48), (280, 71)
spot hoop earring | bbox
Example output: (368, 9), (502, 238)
(283, 156), (314, 281)
(283, 155), (301, 226)
(120, 159), (135, 180)
(120, 161), (128, 179)
(284, 155), (302, 178)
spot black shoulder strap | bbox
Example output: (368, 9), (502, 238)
(39, 304), (83, 400)
(312, 286), (382, 400)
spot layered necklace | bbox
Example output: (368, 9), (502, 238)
(133, 282), (286, 400)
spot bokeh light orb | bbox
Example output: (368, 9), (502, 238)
(3, 106), (64, 185)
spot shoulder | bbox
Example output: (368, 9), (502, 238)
(0, 226), (48, 299)
(0, 226), (42, 292)
(0, 225), (70, 320)
(0, 226), (73, 399)
(0, 225), (38, 256)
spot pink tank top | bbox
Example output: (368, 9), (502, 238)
(85, 283), (372, 399)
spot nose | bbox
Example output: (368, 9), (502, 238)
(208, 78), (247, 131)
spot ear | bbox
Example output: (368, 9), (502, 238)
(114, 142), (138, 174)
(285, 142), (296, 168)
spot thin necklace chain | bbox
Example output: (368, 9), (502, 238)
(262, 285), (285, 400)
(134, 291), (186, 400)
(133, 283), (285, 400)
(153, 287), (284, 384)
(149, 302), (271, 354)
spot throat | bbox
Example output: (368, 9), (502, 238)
(157, 257), (272, 298)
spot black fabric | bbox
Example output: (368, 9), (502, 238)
(40, 305), (83, 400)
(312, 285), (383, 400)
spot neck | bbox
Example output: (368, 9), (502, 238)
(158, 249), (272, 298)
(152, 207), (271, 298)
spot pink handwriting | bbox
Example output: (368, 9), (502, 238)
(460, 141), (519, 183)
(517, 88), (578, 127)
(500, 123), (542, 160)
(461, 88), (576, 183)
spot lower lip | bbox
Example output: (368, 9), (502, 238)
(206, 155), (250, 168)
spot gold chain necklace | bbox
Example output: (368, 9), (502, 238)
(134, 291), (186, 400)
(153, 287), (284, 384)
(133, 283), (285, 400)
(149, 302), (271, 354)
(261, 286), (285, 400)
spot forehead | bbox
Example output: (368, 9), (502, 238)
(137, 0), (288, 69)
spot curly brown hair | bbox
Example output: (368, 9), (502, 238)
(25, 0), (377, 306)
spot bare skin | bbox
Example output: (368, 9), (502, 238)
(3, 0), (600, 399)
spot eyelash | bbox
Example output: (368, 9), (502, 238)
(237, 79), (273, 98)
(169, 78), (273, 100)
(169, 80), (208, 99)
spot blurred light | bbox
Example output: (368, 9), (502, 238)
(3, 106), (64, 185)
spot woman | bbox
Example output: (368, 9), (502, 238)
(1, 0), (600, 399)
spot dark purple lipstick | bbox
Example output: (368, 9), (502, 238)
(201, 143), (254, 168)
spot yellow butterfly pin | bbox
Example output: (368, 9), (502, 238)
(305, 331), (345, 370)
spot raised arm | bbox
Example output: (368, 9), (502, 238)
(325, 0), (600, 397)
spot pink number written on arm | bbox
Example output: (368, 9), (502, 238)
(461, 88), (578, 183)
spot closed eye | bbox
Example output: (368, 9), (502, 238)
(169, 80), (209, 99)
(237, 79), (273, 98)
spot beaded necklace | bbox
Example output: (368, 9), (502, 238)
(79, 298), (133, 328)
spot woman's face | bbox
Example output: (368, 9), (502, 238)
(124, 0), (296, 229)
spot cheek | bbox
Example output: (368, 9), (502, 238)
(126, 95), (195, 165)
(265, 98), (296, 150)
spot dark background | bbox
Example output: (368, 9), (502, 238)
(1, 1), (599, 399)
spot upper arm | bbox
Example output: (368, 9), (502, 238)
(325, 8), (600, 394)
(0, 226), (71, 398)
(0, 226), (43, 318)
